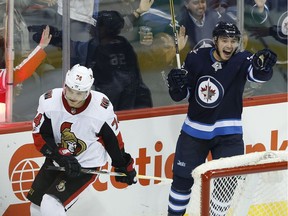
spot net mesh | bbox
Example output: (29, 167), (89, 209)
(188, 151), (288, 216)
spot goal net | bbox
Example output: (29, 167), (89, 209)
(187, 151), (288, 216)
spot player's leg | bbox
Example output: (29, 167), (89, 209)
(40, 194), (66, 216)
(30, 203), (41, 216)
(27, 158), (62, 207)
(209, 134), (245, 214)
(168, 131), (210, 216)
(168, 175), (193, 216)
(211, 134), (244, 159)
(42, 167), (98, 213)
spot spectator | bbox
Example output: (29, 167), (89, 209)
(28, 0), (154, 66)
(0, 0), (31, 56)
(125, 2), (188, 106)
(0, 25), (51, 122)
(207, 0), (237, 15)
(0, 25), (52, 103)
(57, 0), (99, 66)
(86, 10), (152, 111)
(245, 0), (270, 26)
(179, 0), (236, 51)
(99, 0), (154, 42)
(243, 0), (287, 97)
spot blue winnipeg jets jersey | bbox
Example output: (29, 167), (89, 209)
(178, 47), (273, 140)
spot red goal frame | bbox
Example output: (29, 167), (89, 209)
(200, 161), (288, 216)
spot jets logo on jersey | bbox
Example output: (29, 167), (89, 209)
(196, 76), (224, 108)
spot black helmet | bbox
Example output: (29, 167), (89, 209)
(97, 10), (124, 36)
(212, 21), (241, 40)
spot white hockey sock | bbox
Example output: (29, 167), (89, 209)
(30, 203), (41, 216)
(40, 194), (66, 216)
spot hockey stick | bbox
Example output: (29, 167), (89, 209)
(169, 0), (181, 68)
(46, 166), (172, 182)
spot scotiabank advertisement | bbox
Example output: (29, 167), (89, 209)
(0, 102), (287, 216)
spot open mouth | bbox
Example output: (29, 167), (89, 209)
(222, 50), (233, 59)
(223, 50), (232, 56)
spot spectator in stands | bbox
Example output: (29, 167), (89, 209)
(0, 25), (52, 103)
(121, 1), (188, 106)
(0, 25), (51, 122)
(86, 10), (152, 111)
(99, 0), (154, 42)
(243, 0), (287, 97)
(244, 0), (270, 41)
(179, 0), (236, 51)
(56, 0), (98, 66)
(27, 0), (154, 66)
(26, 0), (98, 66)
(207, 0), (237, 15)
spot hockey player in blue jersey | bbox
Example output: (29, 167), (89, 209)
(166, 21), (277, 216)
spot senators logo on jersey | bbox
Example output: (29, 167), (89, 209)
(59, 122), (87, 156)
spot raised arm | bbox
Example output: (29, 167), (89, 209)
(13, 25), (52, 84)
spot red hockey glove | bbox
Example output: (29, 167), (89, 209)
(115, 153), (137, 185)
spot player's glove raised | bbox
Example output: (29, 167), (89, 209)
(167, 69), (188, 90)
(252, 48), (277, 72)
(115, 153), (137, 185)
(41, 145), (81, 178)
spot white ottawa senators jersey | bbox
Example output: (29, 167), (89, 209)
(32, 88), (122, 168)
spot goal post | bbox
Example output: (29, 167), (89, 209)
(187, 151), (288, 216)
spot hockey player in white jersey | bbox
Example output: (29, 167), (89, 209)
(27, 64), (137, 215)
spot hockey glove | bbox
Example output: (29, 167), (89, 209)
(54, 148), (81, 178)
(115, 153), (137, 185)
(41, 145), (81, 178)
(167, 69), (188, 90)
(252, 49), (277, 72)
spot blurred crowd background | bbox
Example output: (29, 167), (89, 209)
(0, 0), (287, 122)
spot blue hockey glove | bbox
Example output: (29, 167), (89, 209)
(115, 153), (137, 185)
(167, 69), (188, 90)
(252, 49), (277, 72)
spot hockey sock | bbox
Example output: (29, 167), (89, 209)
(40, 194), (66, 216)
(168, 186), (191, 215)
(30, 203), (41, 216)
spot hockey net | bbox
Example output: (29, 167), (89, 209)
(187, 151), (288, 216)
